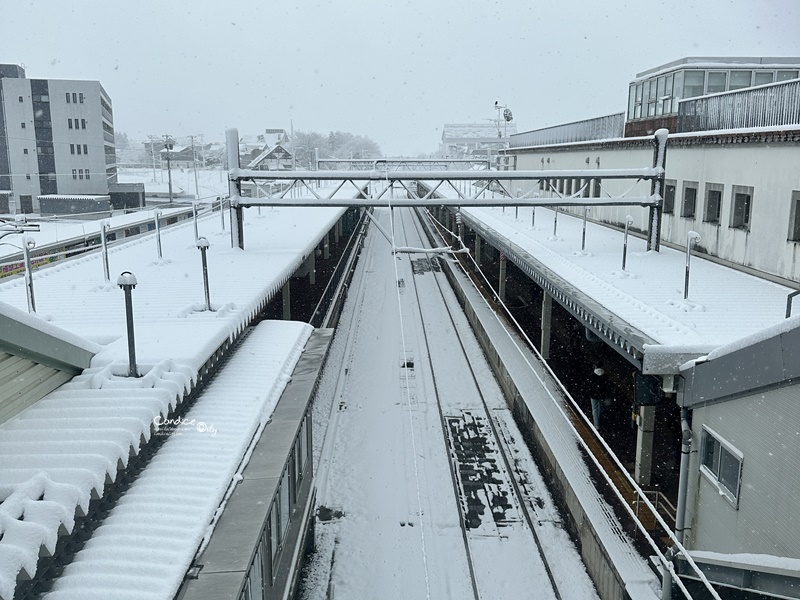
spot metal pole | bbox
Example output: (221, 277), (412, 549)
(192, 202), (199, 242)
(22, 238), (36, 313)
(684, 231), (700, 299)
(622, 215), (633, 270)
(226, 128), (244, 249)
(553, 209), (558, 237)
(581, 207), (589, 251)
(117, 271), (138, 378)
(100, 222), (110, 281)
(154, 209), (163, 259)
(219, 196), (225, 230)
(166, 151), (174, 203)
(197, 237), (211, 311)
(191, 135), (200, 200)
(648, 129), (669, 252)
(531, 207), (535, 228)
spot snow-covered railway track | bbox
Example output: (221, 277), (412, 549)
(398, 207), (563, 600)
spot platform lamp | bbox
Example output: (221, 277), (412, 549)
(117, 271), (139, 377)
(684, 231), (701, 299)
(196, 237), (211, 311)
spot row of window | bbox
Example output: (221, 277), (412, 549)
(68, 118), (87, 130)
(70, 143), (89, 155)
(72, 168), (91, 180)
(65, 92), (85, 104)
(662, 180), (754, 230)
(701, 426), (742, 506)
(627, 68), (800, 120)
(240, 414), (310, 600)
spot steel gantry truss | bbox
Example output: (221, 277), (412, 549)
(316, 157), (493, 171)
(225, 128), (669, 251)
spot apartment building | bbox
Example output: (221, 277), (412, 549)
(0, 63), (117, 214)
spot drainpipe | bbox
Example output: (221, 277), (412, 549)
(662, 407), (692, 600)
(675, 408), (693, 545)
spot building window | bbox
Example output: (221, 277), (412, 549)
(72, 169), (77, 180)
(78, 169), (84, 179)
(730, 185), (753, 230)
(25, 174), (31, 180)
(72, 92), (77, 103)
(754, 71), (774, 86)
(85, 169), (90, 180)
(79, 92), (84, 103)
(704, 183), (723, 224)
(789, 191), (800, 241)
(777, 70), (800, 82)
(83, 144), (88, 154)
(683, 71), (705, 98)
(662, 180), (676, 214)
(20, 122), (25, 129)
(70, 143), (75, 154)
(681, 181), (698, 218)
(707, 71), (727, 94)
(18, 96), (23, 102)
(700, 426), (742, 505)
(81, 119), (86, 129)
(68, 119), (73, 129)
(76, 145), (82, 155)
(23, 148), (28, 155)
(729, 70), (752, 91)
(66, 92), (71, 103)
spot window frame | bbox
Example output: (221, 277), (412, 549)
(788, 191), (800, 242)
(703, 183), (723, 224)
(681, 181), (698, 219)
(662, 179), (677, 214)
(730, 185), (753, 230)
(700, 425), (743, 507)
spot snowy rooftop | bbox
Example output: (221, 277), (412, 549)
(461, 205), (795, 369)
(0, 203), (344, 598)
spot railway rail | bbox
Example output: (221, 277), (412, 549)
(396, 206), (565, 600)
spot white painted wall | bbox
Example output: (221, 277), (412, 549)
(510, 134), (800, 282)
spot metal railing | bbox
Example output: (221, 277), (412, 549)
(677, 78), (800, 132)
(510, 113), (626, 148)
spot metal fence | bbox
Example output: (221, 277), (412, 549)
(677, 78), (800, 132)
(509, 113), (625, 148)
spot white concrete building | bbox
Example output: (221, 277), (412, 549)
(0, 64), (117, 214)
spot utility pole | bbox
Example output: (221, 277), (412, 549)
(147, 135), (158, 183)
(164, 135), (174, 204)
(189, 135), (200, 200)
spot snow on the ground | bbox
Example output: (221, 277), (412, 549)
(43, 321), (311, 600)
(117, 166), (229, 201)
(462, 205), (794, 352)
(0, 198), (343, 599)
(303, 208), (599, 600)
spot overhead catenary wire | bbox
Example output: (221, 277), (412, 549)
(422, 207), (721, 600)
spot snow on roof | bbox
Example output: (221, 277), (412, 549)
(442, 123), (518, 140)
(42, 321), (311, 600)
(0, 300), (100, 356)
(0, 198), (345, 596)
(462, 205), (794, 358)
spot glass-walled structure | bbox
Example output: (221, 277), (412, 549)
(624, 57), (800, 136)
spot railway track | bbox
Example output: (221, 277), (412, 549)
(395, 207), (564, 600)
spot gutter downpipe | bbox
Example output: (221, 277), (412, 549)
(662, 407), (693, 600)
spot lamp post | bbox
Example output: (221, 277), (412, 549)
(164, 135), (174, 203)
(154, 209), (163, 259)
(622, 215), (634, 270)
(197, 237), (211, 311)
(100, 220), (110, 280)
(22, 236), (36, 313)
(117, 271), (139, 378)
(684, 231), (701, 300)
(581, 207), (590, 251)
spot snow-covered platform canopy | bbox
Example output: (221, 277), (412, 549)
(459, 205), (795, 374)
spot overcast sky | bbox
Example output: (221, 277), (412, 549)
(5, 0), (798, 156)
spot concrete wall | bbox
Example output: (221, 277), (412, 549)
(508, 133), (800, 283)
(684, 382), (800, 556)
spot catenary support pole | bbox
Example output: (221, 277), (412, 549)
(635, 404), (656, 486)
(226, 128), (244, 249)
(648, 129), (669, 251)
(498, 253), (507, 302)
